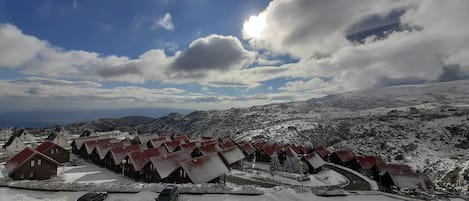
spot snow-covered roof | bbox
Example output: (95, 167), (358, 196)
(110, 144), (142, 164)
(149, 137), (170, 148)
(137, 134), (163, 145)
(173, 135), (190, 143)
(97, 142), (125, 159)
(83, 138), (114, 154)
(385, 171), (433, 191)
(219, 146), (245, 165)
(36, 141), (64, 153)
(303, 152), (325, 169)
(377, 163), (413, 175)
(149, 150), (192, 179)
(180, 142), (198, 153)
(199, 143), (222, 155)
(128, 147), (165, 171)
(181, 154), (229, 184)
(163, 140), (183, 152)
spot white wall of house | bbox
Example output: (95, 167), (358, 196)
(5, 137), (26, 156)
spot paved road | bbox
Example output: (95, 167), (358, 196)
(324, 164), (371, 191)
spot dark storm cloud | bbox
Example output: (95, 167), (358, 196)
(436, 65), (469, 82)
(95, 63), (143, 78)
(374, 76), (427, 87)
(170, 35), (254, 73)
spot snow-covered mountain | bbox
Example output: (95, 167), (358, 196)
(67, 80), (469, 190)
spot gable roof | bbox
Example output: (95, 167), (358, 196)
(6, 147), (58, 173)
(149, 150), (192, 179)
(163, 140), (183, 152)
(303, 152), (326, 169)
(384, 171), (432, 191)
(3, 134), (21, 148)
(83, 138), (113, 154)
(128, 147), (165, 171)
(332, 150), (355, 163)
(238, 142), (256, 156)
(315, 145), (331, 158)
(253, 142), (267, 150)
(262, 145), (276, 157)
(181, 154), (229, 184)
(72, 136), (100, 150)
(173, 135), (190, 143)
(36, 141), (64, 153)
(46, 132), (57, 141)
(198, 143), (221, 155)
(96, 142), (125, 159)
(356, 156), (385, 170)
(14, 128), (27, 137)
(376, 163), (413, 175)
(137, 134), (162, 145)
(110, 144), (142, 164)
(219, 146), (245, 165)
(180, 142), (198, 153)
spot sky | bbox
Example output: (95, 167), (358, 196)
(0, 0), (468, 112)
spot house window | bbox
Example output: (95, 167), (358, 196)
(31, 160), (35, 167)
(38, 159), (41, 166)
(20, 174), (24, 179)
(51, 149), (54, 154)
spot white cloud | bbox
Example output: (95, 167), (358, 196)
(153, 13), (174, 31)
(279, 78), (326, 92)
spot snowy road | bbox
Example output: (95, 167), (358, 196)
(324, 164), (371, 191)
(0, 187), (408, 201)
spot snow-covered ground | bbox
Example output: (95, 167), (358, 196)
(0, 187), (409, 201)
(229, 169), (348, 187)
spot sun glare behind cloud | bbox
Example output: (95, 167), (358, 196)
(242, 13), (266, 39)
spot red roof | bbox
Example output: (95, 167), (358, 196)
(149, 137), (169, 148)
(219, 146), (245, 165)
(315, 145), (331, 158)
(149, 150), (192, 179)
(303, 152), (326, 169)
(356, 156), (385, 170)
(128, 147), (164, 171)
(253, 142), (267, 150)
(173, 135), (190, 143)
(199, 143), (221, 155)
(180, 142), (197, 152)
(96, 142), (125, 159)
(83, 138), (113, 154)
(377, 163), (413, 175)
(163, 140), (182, 152)
(333, 150), (355, 163)
(180, 154), (229, 184)
(6, 148), (58, 173)
(36, 141), (56, 153)
(263, 145), (276, 156)
(238, 142), (256, 155)
(110, 144), (142, 163)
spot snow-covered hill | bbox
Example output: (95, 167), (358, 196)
(67, 80), (469, 191)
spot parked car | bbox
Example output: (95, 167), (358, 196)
(77, 192), (108, 201)
(155, 185), (179, 201)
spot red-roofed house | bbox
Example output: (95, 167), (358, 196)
(141, 150), (192, 183)
(180, 154), (229, 184)
(255, 145), (277, 162)
(90, 142), (127, 166)
(180, 142), (198, 154)
(372, 163), (413, 183)
(302, 152), (325, 174)
(35, 141), (69, 163)
(172, 135), (191, 144)
(6, 148), (58, 180)
(147, 137), (170, 149)
(191, 143), (221, 158)
(354, 156), (385, 177)
(162, 140), (183, 153)
(123, 147), (165, 180)
(380, 171), (434, 192)
(104, 144), (142, 172)
(71, 136), (99, 154)
(329, 150), (357, 168)
(218, 145), (245, 169)
(314, 145), (331, 161)
(78, 138), (113, 159)
(237, 141), (256, 161)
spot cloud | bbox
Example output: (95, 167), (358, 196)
(153, 13), (174, 31)
(279, 78), (326, 92)
(168, 34), (255, 77)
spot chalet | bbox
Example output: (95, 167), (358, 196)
(354, 156), (385, 177)
(104, 144), (142, 172)
(380, 170), (434, 192)
(6, 148), (58, 180)
(136, 134), (162, 146)
(372, 163), (413, 183)
(13, 128), (34, 142)
(46, 132), (68, 148)
(146, 136), (170, 149)
(191, 143), (221, 158)
(329, 150), (357, 168)
(237, 141), (256, 161)
(3, 134), (26, 156)
(123, 147), (165, 180)
(179, 142), (198, 154)
(219, 140), (236, 150)
(181, 154), (229, 184)
(142, 150), (192, 183)
(79, 138), (114, 159)
(280, 146), (302, 173)
(90, 142), (125, 166)
(255, 145), (277, 162)
(218, 145), (245, 169)
(314, 145), (331, 161)
(71, 136), (99, 154)
(162, 140), (183, 153)
(302, 152), (325, 174)
(36, 141), (70, 163)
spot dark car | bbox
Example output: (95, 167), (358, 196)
(155, 185), (179, 201)
(77, 192), (108, 201)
